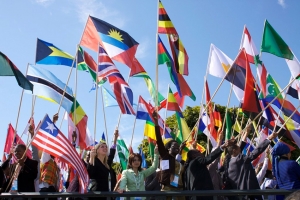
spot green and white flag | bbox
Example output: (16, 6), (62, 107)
(117, 138), (129, 170)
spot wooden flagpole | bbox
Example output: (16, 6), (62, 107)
(129, 100), (140, 151)
(155, 0), (160, 109)
(100, 86), (109, 144)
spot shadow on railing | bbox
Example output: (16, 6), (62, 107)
(1, 189), (296, 200)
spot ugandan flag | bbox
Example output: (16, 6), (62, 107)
(69, 100), (88, 149)
(80, 16), (139, 69)
(36, 38), (74, 67)
(158, 0), (177, 34)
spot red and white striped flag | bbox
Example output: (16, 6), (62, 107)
(32, 114), (89, 193)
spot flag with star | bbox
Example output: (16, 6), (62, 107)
(32, 114), (89, 193)
(35, 38), (74, 67)
(80, 16), (139, 69)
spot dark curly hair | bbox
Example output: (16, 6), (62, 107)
(127, 153), (142, 171)
(164, 139), (177, 151)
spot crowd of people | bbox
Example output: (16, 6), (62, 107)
(0, 111), (300, 200)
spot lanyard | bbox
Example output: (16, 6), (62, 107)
(176, 162), (182, 175)
(133, 172), (141, 191)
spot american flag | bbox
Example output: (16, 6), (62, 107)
(98, 45), (135, 115)
(32, 114), (89, 193)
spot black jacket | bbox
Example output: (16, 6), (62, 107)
(183, 147), (223, 200)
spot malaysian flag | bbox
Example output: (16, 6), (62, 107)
(32, 114), (89, 193)
(98, 45), (135, 115)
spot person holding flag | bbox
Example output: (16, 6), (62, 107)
(87, 129), (119, 200)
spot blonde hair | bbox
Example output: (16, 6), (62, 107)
(94, 142), (109, 169)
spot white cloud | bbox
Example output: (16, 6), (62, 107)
(278, 0), (286, 8)
(74, 0), (126, 27)
(35, 0), (54, 6)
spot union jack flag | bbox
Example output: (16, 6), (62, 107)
(98, 45), (135, 115)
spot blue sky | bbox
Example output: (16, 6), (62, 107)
(0, 0), (299, 159)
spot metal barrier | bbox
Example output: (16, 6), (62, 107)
(0, 189), (296, 200)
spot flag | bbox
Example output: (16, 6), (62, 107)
(205, 80), (217, 142)
(285, 51), (300, 100)
(157, 36), (196, 100)
(136, 96), (154, 121)
(76, 46), (89, 71)
(261, 20), (293, 60)
(0, 51), (33, 91)
(26, 65), (74, 112)
(225, 112), (232, 140)
(159, 91), (184, 110)
(130, 58), (165, 105)
(213, 106), (222, 128)
(198, 107), (217, 148)
(100, 132), (106, 143)
(242, 137), (255, 155)
(32, 114), (89, 193)
(80, 16), (139, 69)
(158, 0), (177, 34)
(98, 45), (135, 115)
(117, 138), (129, 170)
(168, 34), (189, 75)
(102, 86), (118, 107)
(83, 50), (107, 85)
(2, 124), (32, 162)
(207, 44), (243, 102)
(69, 100), (91, 149)
(166, 87), (181, 112)
(241, 49), (261, 113)
(36, 38), (74, 67)
(139, 148), (148, 168)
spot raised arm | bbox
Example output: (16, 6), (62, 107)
(143, 146), (159, 178)
(153, 111), (168, 158)
(108, 129), (119, 166)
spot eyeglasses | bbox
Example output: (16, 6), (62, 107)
(132, 159), (141, 162)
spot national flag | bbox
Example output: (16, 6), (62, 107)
(287, 77), (300, 100)
(26, 65), (74, 112)
(76, 46), (89, 71)
(136, 96), (153, 121)
(35, 38), (74, 67)
(224, 50), (246, 103)
(284, 51), (300, 100)
(186, 140), (206, 153)
(148, 137), (156, 159)
(98, 45), (135, 115)
(157, 0), (177, 34)
(0, 51), (33, 91)
(242, 137), (255, 155)
(83, 50), (107, 85)
(168, 34), (189, 75)
(198, 107), (217, 148)
(213, 106), (222, 128)
(100, 132), (106, 143)
(166, 87), (181, 112)
(261, 20), (293, 60)
(2, 124), (32, 162)
(139, 148), (148, 168)
(157, 36), (196, 100)
(102, 86), (118, 107)
(69, 100), (91, 149)
(252, 127), (268, 167)
(32, 114), (89, 193)
(241, 49), (261, 113)
(80, 16), (139, 69)
(117, 138), (129, 170)
(207, 44), (243, 102)
(130, 58), (165, 104)
(205, 80), (217, 142)
(159, 91), (184, 110)
(225, 112), (232, 141)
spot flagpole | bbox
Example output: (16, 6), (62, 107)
(163, 84), (170, 137)
(100, 86), (109, 144)
(13, 63), (30, 144)
(116, 69), (132, 130)
(73, 45), (79, 147)
(155, 0), (160, 108)
(129, 100), (140, 151)
(92, 44), (100, 166)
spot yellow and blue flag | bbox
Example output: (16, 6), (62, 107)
(36, 38), (74, 67)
